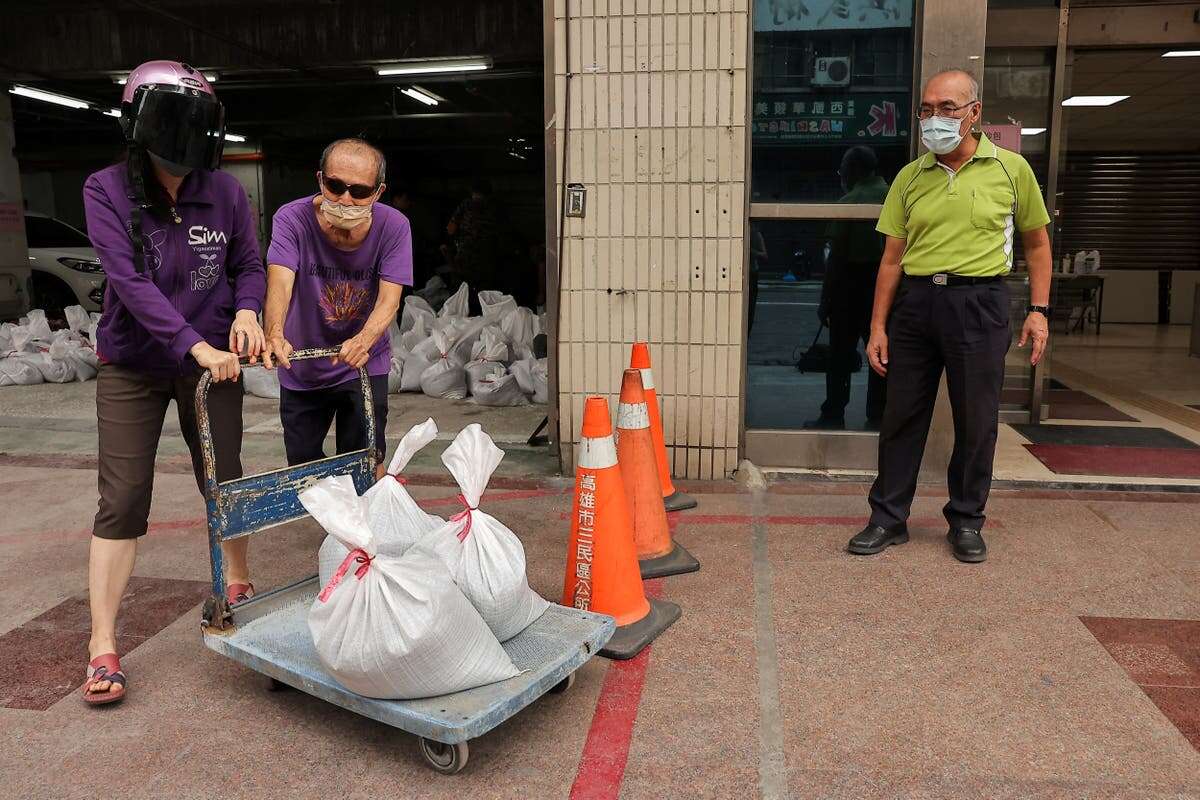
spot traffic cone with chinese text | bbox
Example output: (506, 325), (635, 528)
(616, 369), (701, 579)
(564, 396), (680, 659)
(630, 342), (698, 512)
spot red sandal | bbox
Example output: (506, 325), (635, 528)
(226, 582), (255, 604)
(82, 653), (126, 706)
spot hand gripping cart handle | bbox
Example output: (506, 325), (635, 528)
(194, 346), (376, 632)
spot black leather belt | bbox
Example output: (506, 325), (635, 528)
(904, 273), (1004, 286)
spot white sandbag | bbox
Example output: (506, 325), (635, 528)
(0, 355), (43, 386)
(61, 340), (98, 382)
(500, 307), (539, 351)
(386, 318), (403, 359)
(448, 316), (489, 364)
(0, 324), (13, 353)
(465, 330), (510, 394)
(64, 305), (91, 334)
(471, 366), (527, 407)
(439, 282), (469, 319)
(419, 425), (549, 642)
(318, 419), (445, 586)
(400, 295), (435, 333)
(303, 475), (518, 700)
(401, 333), (439, 392)
(23, 310), (52, 342)
(531, 358), (549, 404)
(419, 330), (467, 400)
(387, 356), (403, 394)
(478, 290), (518, 323)
(243, 365), (281, 399)
(510, 358), (536, 395)
(24, 350), (74, 383)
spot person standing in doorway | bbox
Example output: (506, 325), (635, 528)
(82, 61), (266, 705)
(262, 138), (411, 476)
(805, 146), (890, 430)
(446, 179), (501, 305)
(848, 69), (1052, 563)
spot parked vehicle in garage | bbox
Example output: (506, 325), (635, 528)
(25, 211), (105, 315)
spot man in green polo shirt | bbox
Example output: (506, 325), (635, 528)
(847, 69), (1052, 563)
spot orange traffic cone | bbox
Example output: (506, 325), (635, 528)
(630, 342), (698, 512)
(616, 369), (700, 579)
(564, 396), (681, 659)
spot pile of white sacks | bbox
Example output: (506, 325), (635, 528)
(0, 306), (101, 387)
(301, 420), (549, 699)
(389, 284), (548, 406)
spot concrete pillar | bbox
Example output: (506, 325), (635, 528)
(0, 93), (31, 318)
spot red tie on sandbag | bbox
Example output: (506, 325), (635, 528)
(451, 494), (477, 541)
(318, 547), (374, 603)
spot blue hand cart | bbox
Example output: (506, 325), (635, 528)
(194, 347), (615, 774)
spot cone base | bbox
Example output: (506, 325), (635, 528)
(638, 542), (701, 579)
(598, 598), (682, 660)
(663, 489), (698, 512)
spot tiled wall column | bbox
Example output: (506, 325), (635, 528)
(552, 0), (749, 479)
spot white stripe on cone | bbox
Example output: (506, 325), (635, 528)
(638, 367), (655, 391)
(617, 401), (650, 430)
(577, 435), (618, 469)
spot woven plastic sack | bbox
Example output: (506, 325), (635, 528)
(465, 331), (510, 394)
(400, 295), (435, 334)
(303, 474), (518, 700)
(418, 425), (549, 642)
(439, 282), (469, 319)
(500, 307), (539, 351)
(478, 290), (518, 323)
(64, 305), (91, 334)
(0, 355), (42, 386)
(29, 345), (75, 383)
(319, 419), (445, 586)
(448, 316), (489, 364)
(472, 365), (527, 407)
(510, 358), (550, 404)
(243, 365), (281, 399)
(401, 331), (439, 392)
(22, 310), (53, 343)
(419, 330), (467, 400)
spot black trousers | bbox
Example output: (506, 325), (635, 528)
(868, 278), (1011, 531)
(280, 374), (389, 466)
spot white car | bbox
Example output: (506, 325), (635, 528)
(25, 212), (105, 314)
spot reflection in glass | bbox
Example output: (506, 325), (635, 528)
(751, 0), (916, 203)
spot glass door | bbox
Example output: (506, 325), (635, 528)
(744, 0), (918, 468)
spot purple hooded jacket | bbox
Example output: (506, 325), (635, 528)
(83, 164), (266, 376)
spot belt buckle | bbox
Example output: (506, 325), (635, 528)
(932, 273), (948, 286)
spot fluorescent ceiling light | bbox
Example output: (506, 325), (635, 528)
(1020, 127), (1046, 135)
(401, 86), (440, 106)
(224, 133), (247, 143)
(203, 73), (218, 82)
(103, 108), (121, 118)
(1162, 50), (1200, 58)
(375, 57), (491, 76)
(1062, 95), (1129, 107)
(115, 76), (128, 85)
(9, 85), (90, 110)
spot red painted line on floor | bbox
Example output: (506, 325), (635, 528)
(0, 516), (207, 544)
(568, 579), (664, 800)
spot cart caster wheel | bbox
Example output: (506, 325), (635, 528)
(549, 672), (576, 694)
(419, 738), (468, 774)
(268, 678), (291, 692)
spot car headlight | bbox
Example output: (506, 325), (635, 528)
(58, 257), (105, 274)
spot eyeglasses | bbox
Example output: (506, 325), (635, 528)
(320, 172), (379, 200)
(916, 101), (977, 120)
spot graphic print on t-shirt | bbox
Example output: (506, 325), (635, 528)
(319, 281), (370, 325)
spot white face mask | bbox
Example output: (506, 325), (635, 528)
(319, 198), (373, 230)
(920, 115), (966, 155)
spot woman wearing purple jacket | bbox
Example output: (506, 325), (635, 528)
(80, 61), (266, 705)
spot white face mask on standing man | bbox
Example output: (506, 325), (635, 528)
(919, 100), (979, 155)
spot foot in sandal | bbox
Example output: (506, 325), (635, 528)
(226, 582), (255, 604)
(82, 653), (126, 706)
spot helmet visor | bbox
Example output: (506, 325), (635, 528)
(130, 89), (226, 170)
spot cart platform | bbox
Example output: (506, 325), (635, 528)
(204, 577), (615, 745)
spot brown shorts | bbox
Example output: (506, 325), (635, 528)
(92, 362), (244, 540)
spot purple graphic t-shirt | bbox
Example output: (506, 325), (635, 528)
(267, 197), (412, 390)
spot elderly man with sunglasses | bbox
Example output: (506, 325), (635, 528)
(846, 69), (1052, 564)
(262, 138), (412, 476)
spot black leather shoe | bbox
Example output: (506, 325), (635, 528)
(802, 416), (845, 431)
(847, 524), (909, 555)
(947, 528), (987, 563)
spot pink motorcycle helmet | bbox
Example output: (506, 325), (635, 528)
(120, 60), (226, 171)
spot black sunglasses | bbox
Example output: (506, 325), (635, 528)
(320, 173), (379, 200)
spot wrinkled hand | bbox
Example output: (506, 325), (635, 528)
(262, 335), (293, 370)
(334, 335), (371, 369)
(1018, 312), (1049, 366)
(229, 310), (265, 364)
(191, 342), (241, 382)
(866, 328), (889, 377)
